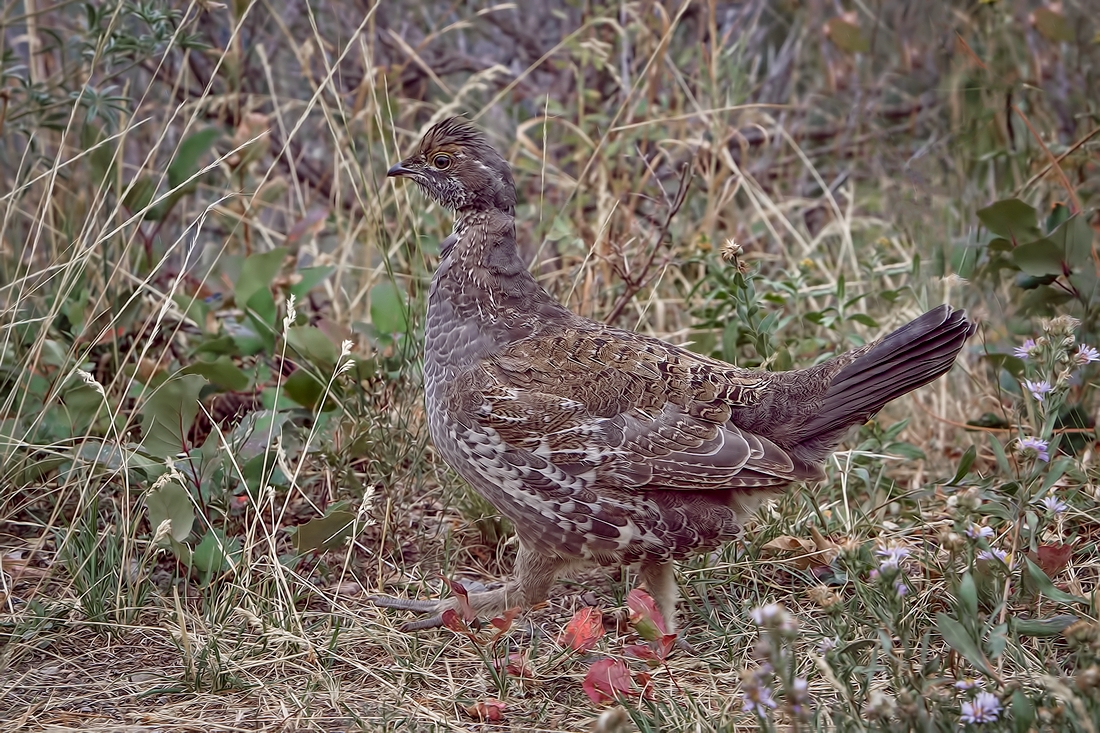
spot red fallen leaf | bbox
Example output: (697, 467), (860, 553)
(439, 575), (476, 621)
(634, 670), (656, 700)
(627, 588), (668, 641)
(1035, 543), (1074, 577)
(582, 658), (633, 704)
(440, 608), (469, 634)
(491, 607), (521, 632)
(560, 607), (605, 652)
(623, 643), (658, 661)
(463, 699), (505, 721)
(653, 633), (677, 661)
(503, 647), (532, 677)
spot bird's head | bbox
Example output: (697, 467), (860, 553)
(386, 117), (516, 214)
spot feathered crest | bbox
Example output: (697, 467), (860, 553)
(418, 116), (490, 154)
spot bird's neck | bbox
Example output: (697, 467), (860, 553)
(425, 206), (572, 360)
(439, 207), (533, 292)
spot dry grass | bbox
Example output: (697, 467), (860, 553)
(3, 1), (1100, 731)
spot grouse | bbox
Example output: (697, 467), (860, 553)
(376, 117), (975, 631)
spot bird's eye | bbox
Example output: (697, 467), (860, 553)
(433, 154), (452, 170)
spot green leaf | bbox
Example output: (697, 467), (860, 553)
(977, 199), (1040, 242)
(289, 266), (335, 298)
(1011, 689), (1035, 733)
(988, 434), (1010, 474)
(825, 17), (869, 54)
(958, 572), (978, 618)
(138, 374), (206, 458)
(146, 481), (194, 542)
(935, 612), (996, 677)
(168, 127), (220, 190)
(369, 281), (408, 335)
(122, 175), (156, 213)
(950, 445), (976, 485)
(1046, 214), (1094, 270)
(181, 355), (250, 391)
(1012, 614), (1079, 637)
(982, 353), (1025, 379)
(191, 528), (240, 577)
(847, 313), (878, 328)
(245, 287), (279, 336)
(234, 247), (287, 307)
(291, 510), (356, 554)
(1023, 556), (1088, 607)
(286, 326), (338, 371)
(1012, 238), (1064, 277)
(283, 369), (325, 410)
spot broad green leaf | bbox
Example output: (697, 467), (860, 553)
(191, 528), (240, 576)
(289, 266), (335, 298)
(370, 281), (408, 335)
(139, 374), (207, 458)
(122, 175), (156, 213)
(977, 199), (1040, 242)
(936, 612), (996, 677)
(1023, 556), (1087, 607)
(287, 326), (338, 370)
(1012, 238), (1064, 277)
(283, 369), (325, 410)
(982, 353), (1025, 379)
(846, 313), (878, 328)
(181, 355), (250, 391)
(1011, 689), (1035, 733)
(292, 510), (356, 554)
(227, 410), (288, 459)
(146, 481), (194, 542)
(168, 127), (220, 189)
(1012, 615), (1078, 637)
(1014, 272), (1058, 290)
(1046, 214), (1094, 269)
(234, 247), (287, 307)
(245, 286), (278, 336)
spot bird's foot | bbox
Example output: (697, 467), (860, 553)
(369, 586), (513, 632)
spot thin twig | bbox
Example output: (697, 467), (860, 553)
(604, 162), (693, 324)
(1011, 104), (1082, 214)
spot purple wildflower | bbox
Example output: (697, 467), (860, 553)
(875, 545), (910, 572)
(954, 678), (980, 691)
(1075, 344), (1100, 365)
(1017, 436), (1050, 462)
(966, 523), (993, 540)
(1039, 495), (1067, 514)
(1013, 338), (1036, 359)
(1024, 379), (1052, 401)
(741, 684), (777, 717)
(959, 691), (1002, 724)
(977, 548), (1012, 567)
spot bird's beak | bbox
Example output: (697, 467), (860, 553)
(386, 161), (415, 178)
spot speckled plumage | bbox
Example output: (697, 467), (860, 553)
(378, 118), (975, 631)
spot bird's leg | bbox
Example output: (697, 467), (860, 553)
(639, 560), (680, 633)
(639, 560), (696, 653)
(371, 544), (568, 632)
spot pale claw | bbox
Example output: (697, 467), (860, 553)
(368, 594), (460, 632)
